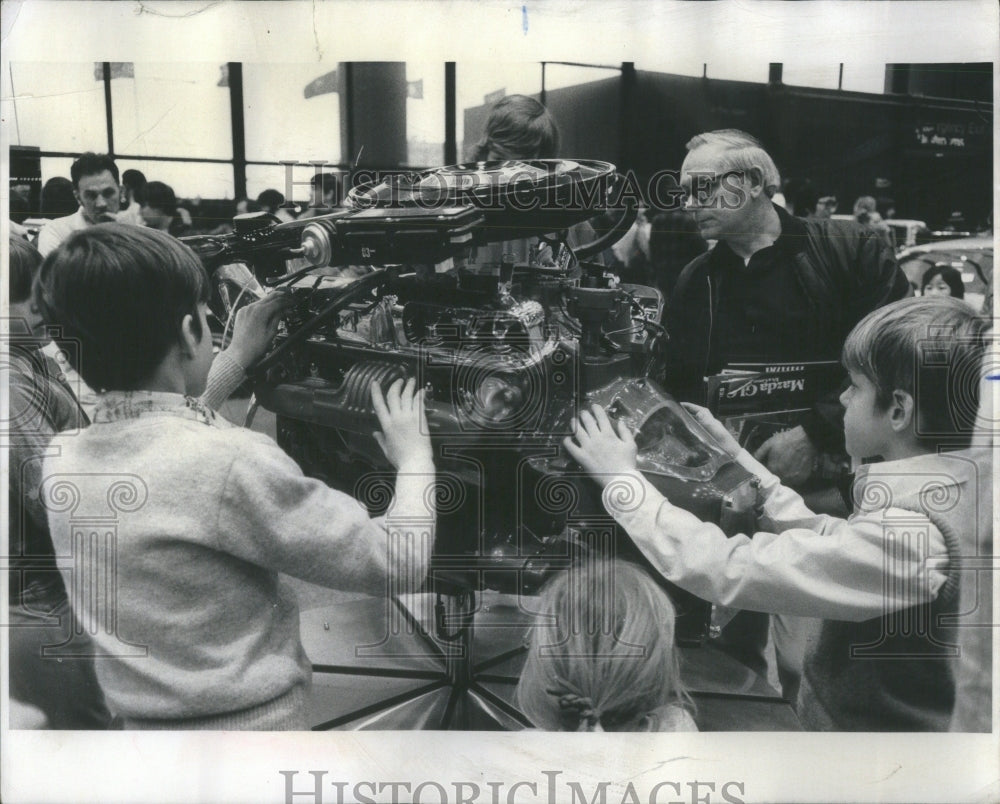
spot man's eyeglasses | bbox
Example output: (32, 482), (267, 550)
(682, 170), (746, 205)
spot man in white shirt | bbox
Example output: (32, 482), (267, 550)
(36, 153), (126, 411)
(37, 153), (121, 256)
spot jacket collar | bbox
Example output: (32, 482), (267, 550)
(91, 390), (219, 427)
(711, 202), (808, 269)
(772, 202), (809, 245)
(852, 448), (985, 512)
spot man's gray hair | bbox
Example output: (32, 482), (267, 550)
(684, 129), (782, 198)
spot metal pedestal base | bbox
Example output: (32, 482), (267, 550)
(303, 591), (535, 730)
(300, 591), (803, 731)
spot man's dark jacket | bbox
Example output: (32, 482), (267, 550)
(663, 204), (911, 452)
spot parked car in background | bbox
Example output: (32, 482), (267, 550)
(896, 235), (994, 312)
(832, 215), (978, 254)
(885, 219), (931, 251)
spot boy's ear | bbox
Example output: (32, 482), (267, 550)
(178, 313), (200, 359)
(888, 389), (915, 433)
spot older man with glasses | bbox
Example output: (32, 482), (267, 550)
(658, 129), (910, 705)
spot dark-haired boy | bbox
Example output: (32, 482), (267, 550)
(37, 224), (435, 729)
(566, 297), (990, 731)
(7, 231), (286, 727)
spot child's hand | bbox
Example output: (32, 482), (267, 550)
(563, 404), (638, 479)
(371, 378), (433, 471)
(226, 290), (295, 369)
(680, 402), (741, 457)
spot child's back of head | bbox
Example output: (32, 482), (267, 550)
(842, 296), (990, 450)
(516, 560), (693, 731)
(472, 94), (561, 161)
(33, 223), (210, 393)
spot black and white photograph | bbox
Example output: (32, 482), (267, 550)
(1, 1), (997, 802)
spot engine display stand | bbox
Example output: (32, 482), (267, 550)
(300, 590), (802, 731)
(303, 591), (535, 730)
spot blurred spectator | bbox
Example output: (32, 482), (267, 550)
(851, 195), (878, 224)
(298, 172), (342, 221)
(7, 235), (112, 729)
(781, 178), (818, 219)
(38, 153), (120, 256)
(9, 181), (32, 224)
(813, 194), (838, 219)
(117, 168), (147, 227)
(139, 181), (191, 237)
(40, 177), (78, 219)
(179, 197), (204, 232)
(874, 177), (896, 220)
(610, 208), (654, 285)
(9, 195), (32, 240)
(852, 195), (894, 248)
(921, 264), (965, 299)
(586, 211), (630, 271)
(256, 189), (296, 223)
(648, 210), (708, 299)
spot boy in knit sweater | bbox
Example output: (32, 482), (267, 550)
(564, 297), (989, 730)
(34, 225), (435, 729)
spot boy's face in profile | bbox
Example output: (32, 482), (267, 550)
(840, 369), (893, 460)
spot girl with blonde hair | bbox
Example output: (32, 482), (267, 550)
(516, 559), (696, 732)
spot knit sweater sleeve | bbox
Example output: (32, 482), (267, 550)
(199, 350), (247, 410)
(214, 434), (435, 595)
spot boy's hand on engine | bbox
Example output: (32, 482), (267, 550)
(681, 402), (742, 457)
(371, 378), (433, 471)
(226, 290), (295, 369)
(563, 404), (638, 478)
